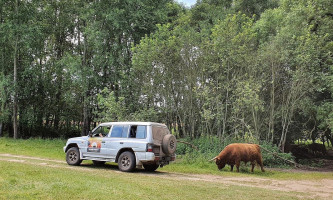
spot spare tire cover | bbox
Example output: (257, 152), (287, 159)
(162, 134), (177, 155)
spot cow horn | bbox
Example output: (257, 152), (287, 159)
(209, 156), (217, 162)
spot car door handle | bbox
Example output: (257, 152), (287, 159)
(101, 141), (105, 143)
(120, 142), (123, 144)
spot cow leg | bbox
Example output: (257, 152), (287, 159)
(251, 162), (255, 172)
(236, 161), (240, 172)
(230, 165), (234, 171)
(257, 158), (265, 172)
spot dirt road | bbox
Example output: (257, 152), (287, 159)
(0, 153), (332, 199)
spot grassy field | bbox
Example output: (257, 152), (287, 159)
(0, 138), (332, 199)
(0, 161), (306, 200)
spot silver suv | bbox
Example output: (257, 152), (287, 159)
(64, 122), (177, 172)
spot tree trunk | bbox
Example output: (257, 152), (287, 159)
(222, 88), (229, 140)
(324, 129), (333, 148)
(81, 29), (90, 136)
(279, 117), (288, 152)
(0, 122), (3, 137)
(0, 3), (3, 138)
(81, 95), (90, 136)
(268, 60), (276, 143)
(176, 115), (183, 138)
(252, 108), (259, 140)
(13, 36), (18, 139)
(54, 92), (61, 130)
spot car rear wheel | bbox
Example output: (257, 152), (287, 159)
(143, 163), (159, 172)
(66, 147), (82, 166)
(118, 151), (136, 172)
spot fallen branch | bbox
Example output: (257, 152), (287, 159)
(260, 145), (310, 169)
(177, 140), (199, 151)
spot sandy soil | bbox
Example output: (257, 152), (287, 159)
(0, 153), (332, 199)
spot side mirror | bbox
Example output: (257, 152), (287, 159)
(88, 131), (92, 137)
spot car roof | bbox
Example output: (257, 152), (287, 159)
(98, 121), (167, 127)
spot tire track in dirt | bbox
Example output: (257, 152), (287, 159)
(151, 173), (333, 199)
(0, 153), (122, 173)
(0, 153), (65, 163)
(0, 154), (332, 199)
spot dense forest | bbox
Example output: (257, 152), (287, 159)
(0, 0), (332, 152)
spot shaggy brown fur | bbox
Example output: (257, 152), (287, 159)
(213, 143), (265, 172)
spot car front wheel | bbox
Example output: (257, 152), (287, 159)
(118, 151), (136, 172)
(66, 147), (82, 166)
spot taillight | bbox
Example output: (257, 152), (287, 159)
(147, 144), (153, 152)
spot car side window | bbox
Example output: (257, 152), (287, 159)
(110, 125), (129, 138)
(129, 125), (146, 139)
(122, 126), (129, 138)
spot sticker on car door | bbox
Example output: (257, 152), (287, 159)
(87, 138), (102, 152)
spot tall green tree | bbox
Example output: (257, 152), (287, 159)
(0, 0), (41, 138)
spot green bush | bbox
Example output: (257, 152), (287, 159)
(259, 142), (295, 168)
(176, 136), (227, 165)
(298, 159), (324, 167)
(176, 137), (295, 168)
(176, 136), (247, 155)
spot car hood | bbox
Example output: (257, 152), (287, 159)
(69, 136), (88, 140)
(66, 136), (89, 143)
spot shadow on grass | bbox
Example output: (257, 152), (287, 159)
(224, 165), (278, 177)
(78, 161), (168, 174)
(75, 160), (301, 179)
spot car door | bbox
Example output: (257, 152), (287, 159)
(83, 125), (111, 158)
(126, 125), (148, 152)
(103, 125), (129, 159)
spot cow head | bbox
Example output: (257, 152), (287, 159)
(215, 157), (226, 170)
(210, 156), (226, 170)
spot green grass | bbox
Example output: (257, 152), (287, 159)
(0, 161), (307, 200)
(0, 137), (332, 199)
(162, 159), (333, 180)
(0, 137), (332, 181)
(0, 138), (65, 160)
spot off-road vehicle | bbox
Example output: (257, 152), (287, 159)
(64, 122), (176, 172)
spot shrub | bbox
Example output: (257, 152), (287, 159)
(260, 142), (295, 168)
(176, 137), (295, 168)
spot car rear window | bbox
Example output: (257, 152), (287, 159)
(136, 126), (146, 139)
(129, 125), (147, 139)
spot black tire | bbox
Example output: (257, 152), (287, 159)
(93, 160), (106, 166)
(162, 134), (177, 155)
(118, 151), (136, 172)
(143, 163), (159, 172)
(66, 147), (82, 166)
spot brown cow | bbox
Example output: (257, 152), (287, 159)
(211, 143), (265, 172)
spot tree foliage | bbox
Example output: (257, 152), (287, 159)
(0, 0), (332, 151)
